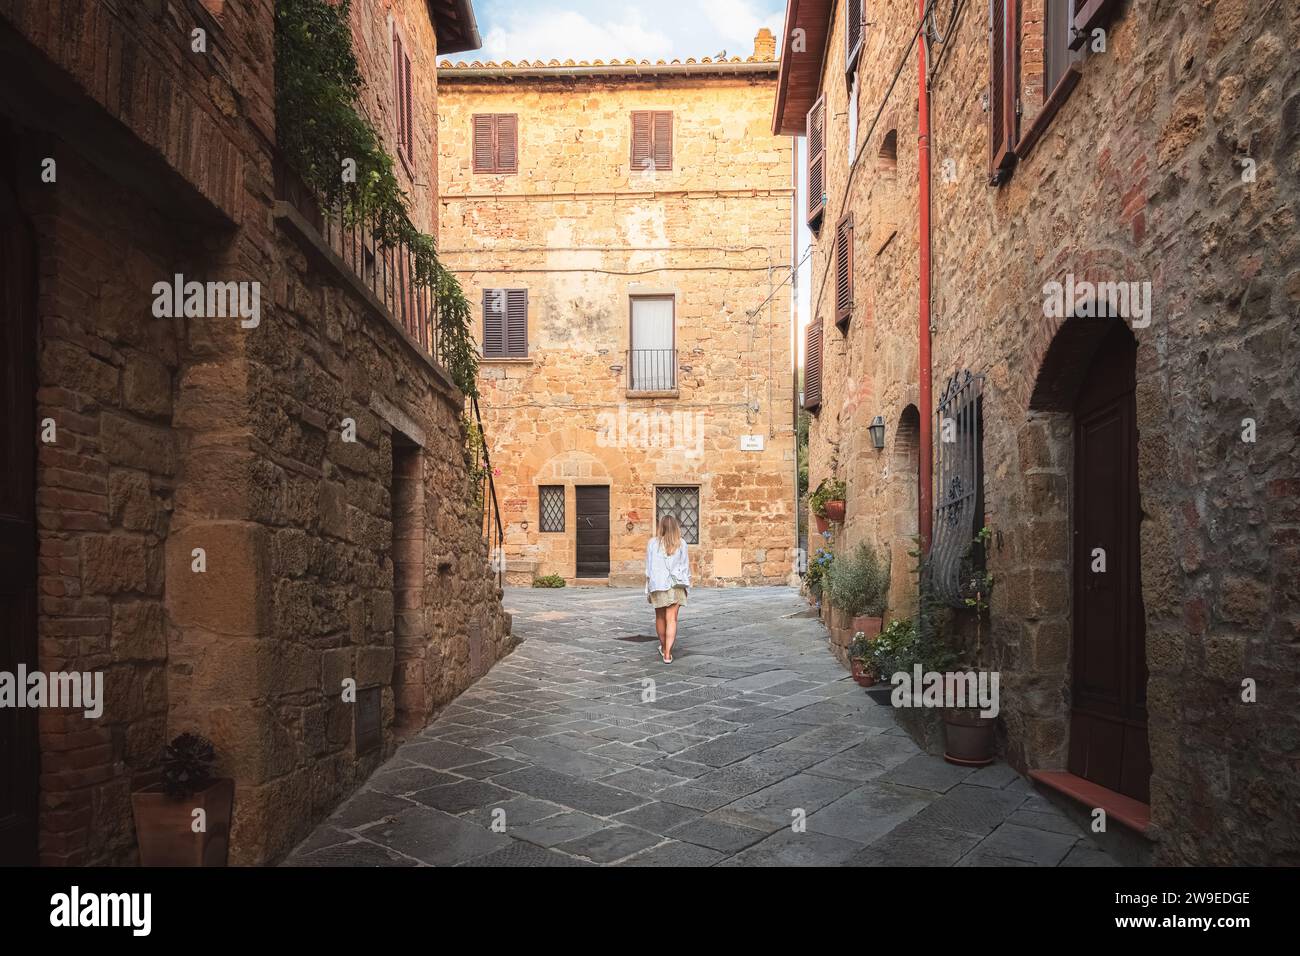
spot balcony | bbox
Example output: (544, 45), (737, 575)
(627, 348), (678, 395)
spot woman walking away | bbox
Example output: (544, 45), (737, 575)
(646, 515), (691, 663)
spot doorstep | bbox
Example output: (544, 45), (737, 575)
(1029, 770), (1152, 836)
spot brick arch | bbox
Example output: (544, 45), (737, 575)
(517, 425), (629, 486)
(1020, 244), (1145, 412)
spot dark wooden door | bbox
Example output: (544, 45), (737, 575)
(0, 145), (39, 864)
(1068, 324), (1149, 803)
(574, 486), (610, 578)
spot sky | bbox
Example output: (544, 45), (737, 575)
(463, 0), (813, 356)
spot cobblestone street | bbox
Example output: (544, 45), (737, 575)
(289, 588), (1120, 867)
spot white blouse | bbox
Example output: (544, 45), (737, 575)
(645, 537), (691, 594)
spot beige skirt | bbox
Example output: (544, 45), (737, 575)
(648, 586), (689, 608)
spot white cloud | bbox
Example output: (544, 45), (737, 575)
(479, 9), (675, 63)
(699, 0), (784, 56)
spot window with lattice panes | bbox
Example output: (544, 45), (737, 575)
(539, 485), (565, 533)
(655, 486), (699, 545)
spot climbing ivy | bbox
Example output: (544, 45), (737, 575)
(274, 0), (478, 396)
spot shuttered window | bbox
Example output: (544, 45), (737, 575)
(539, 486), (565, 532)
(482, 288), (528, 357)
(834, 214), (854, 329)
(1070, 0), (1120, 49)
(845, 0), (865, 78)
(804, 319), (823, 411)
(392, 31), (414, 167)
(631, 111), (673, 171)
(471, 114), (518, 174)
(806, 95), (826, 227)
(988, 0), (1020, 184)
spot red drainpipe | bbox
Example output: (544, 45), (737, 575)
(916, 0), (934, 552)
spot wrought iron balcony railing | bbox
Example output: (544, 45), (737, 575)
(627, 349), (677, 392)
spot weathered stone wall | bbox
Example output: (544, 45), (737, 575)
(6, 0), (510, 866)
(804, 0), (1299, 864)
(438, 66), (798, 586)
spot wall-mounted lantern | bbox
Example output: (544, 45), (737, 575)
(869, 415), (886, 450)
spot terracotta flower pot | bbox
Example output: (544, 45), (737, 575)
(815, 514), (830, 534)
(850, 657), (877, 687)
(823, 500), (846, 523)
(131, 778), (234, 866)
(942, 710), (996, 767)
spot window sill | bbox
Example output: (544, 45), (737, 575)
(627, 389), (679, 399)
(1028, 770), (1153, 837)
(1014, 63), (1083, 164)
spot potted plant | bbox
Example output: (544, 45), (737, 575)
(131, 733), (234, 867)
(943, 529), (997, 767)
(868, 618), (915, 703)
(809, 477), (847, 532)
(848, 631), (877, 686)
(804, 546), (833, 606)
(825, 540), (887, 636)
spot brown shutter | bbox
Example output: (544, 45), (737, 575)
(804, 319), (823, 411)
(806, 95), (825, 226)
(483, 289), (505, 356)
(402, 52), (414, 165)
(472, 114), (495, 172)
(652, 111), (673, 170)
(495, 114), (518, 173)
(845, 0), (864, 76)
(988, 0), (1019, 184)
(834, 214), (854, 329)
(505, 289), (528, 357)
(1070, 0), (1120, 49)
(631, 111), (653, 170)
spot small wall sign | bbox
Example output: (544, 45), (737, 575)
(740, 435), (765, 451)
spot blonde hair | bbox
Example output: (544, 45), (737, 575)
(656, 514), (682, 556)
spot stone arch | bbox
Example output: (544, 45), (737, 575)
(877, 128), (898, 173)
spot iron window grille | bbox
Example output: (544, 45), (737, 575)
(931, 370), (986, 608)
(655, 486), (700, 545)
(539, 485), (565, 532)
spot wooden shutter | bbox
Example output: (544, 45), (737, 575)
(804, 319), (823, 411)
(483, 288), (505, 355)
(1070, 0), (1120, 49)
(505, 289), (528, 357)
(845, 0), (864, 76)
(631, 111), (653, 170)
(495, 114), (518, 173)
(834, 214), (854, 329)
(652, 111), (673, 170)
(402, 53), (413, 165)
(988, 0), (1019, 184)
(472, 114), (496, 172)
(806, 95), (826, 226)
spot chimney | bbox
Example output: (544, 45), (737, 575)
(753, 27), (776, 60)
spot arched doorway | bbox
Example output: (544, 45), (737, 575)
(887, 405), (920, 616)
(0, 128), (39, 864)
(1068, 321), (1149, 802)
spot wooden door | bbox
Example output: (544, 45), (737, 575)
(574, 486), (610, 578)
(1068, 324), (1149, 803)
(0, 145), (39, 864)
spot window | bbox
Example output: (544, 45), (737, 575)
(539, 486), (565, 532)
(482, 288), (527, 357)
(1044, 0), (1078, 93)
(834, 214), (853, 330)
(806, 95), (826, 227)
(656, 486), (699, 545)
(631, 111), (673, 171)
(847, 76), (859, 163)
(988, 0), (1020, 184)
(845, 0), (865, 79)
(931, 371), (985, 608)
(392, 30), (414, 168)
(629, 295), (675, 391)
(472, 114), (518, 174)
(803, 318), (823, 411)
(878, 129), (897, 173)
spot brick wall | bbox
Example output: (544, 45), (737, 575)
(803, 0), (1300, 863)
(438, 66), (798, 586)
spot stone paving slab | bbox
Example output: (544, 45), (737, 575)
(288, 587), (1121, 867)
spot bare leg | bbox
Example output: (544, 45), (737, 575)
(664, 603), (680, 661)
(655, 606), (667, 657)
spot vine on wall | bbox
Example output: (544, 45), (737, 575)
(274, 0), (478, 395)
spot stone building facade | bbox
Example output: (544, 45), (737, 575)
(777, 0), (1299, 864)
(436, 32), (798, 587)
(0, 0), (509, 866)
